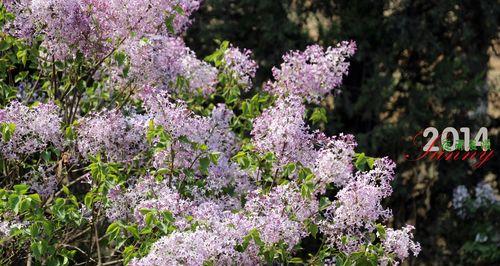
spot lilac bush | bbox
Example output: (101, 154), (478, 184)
(0, 1), (420, 265)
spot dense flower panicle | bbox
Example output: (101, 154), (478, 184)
(251, 96), (316, 171)
(105, 185), (130, 221)
(133, 186), (192, 225)
(2, 0), (33, 39)
(0, 101), (62, 160)
(140, 88), (202, 140)
(204, 104), (243, 192)
(130, 200), (263, 265)
(360, 157), (396, 197)
(313, 134), (357, 191)
(382, 225), (421, 262)
(4, 0), (201, 60)
(452, 185), (470, 218)
(266, 41), (356, 102)
(5, 0), (94, 59)
(321, 180), (392, 253)
(206, 157), (253, 194)
(129, 216), (258, 266)
(245, 183), (319, 247)
(109, 186), (248, 265)
(0, 219), (27, 237)
(207, 104), (239, 155)
(452, 185), (470, 211)
(0, 221), (10, 237)
(119, 36), (190, 87)
(129, 183), (318, 265)
(129, 229), (233, 266)
(140, 89), (245, 192)
(106, 175), (191, 223)
(26, 165), (59, 197)
(452, 183), (498, 217)
(76, 110), (148, 162)
(223, 46), (258, 88)
(473, 182), (498, 208)
(178, 54), (218, 95)
(245, 183), (318, 223)
(106, 176), (155, 221)
(320, 158), (396, 253)
(118, 35), (218, 95)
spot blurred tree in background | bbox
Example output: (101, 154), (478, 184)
(186, 0), (500, 264)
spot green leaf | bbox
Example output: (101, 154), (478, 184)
(15, 71), (29, 82)
(164, 15), (175, 34)
(355, 153), (367, 171)
(367, 157), (375, 169)
(13, 184), (29, 194)
(376, 224), (386, 239)
(319, 196), (331, 211)
(288, 257), (304, 264)
(16, 49), (27, 66)
(310, 107), (327, 124)
(62, 186), (70, 195)
(307, 222), (318, 238)
(209, 152), (221, 164)
(114, 51), (126, 66)
(1, 122), (16, 142)
(0, 40), (11, 51)
(126, 225), (140, 239)
(199, 156), (210, 174)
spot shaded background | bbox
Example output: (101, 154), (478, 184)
(185, 0), (500, 264)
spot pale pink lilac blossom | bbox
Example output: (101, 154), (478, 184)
(4, 0), (202, 60)
(0, 219), (28, 237)
(223, 46), (258, 88)
(312, 134), (357, 191)
(129, 183), (317, 265)
(106, 175), (191, 223)
(76, 110), (148, 162)
(141, 89), (246, 192)
(116, 35), (218, 95)
(382, 225), (421, 262)
(319, 158), (396, 253)
(452, 185), (470, 217)
(244, 183), (318, 247)
(251, 96), (316, 171)
(452, 183), (498, 217)
(26, 165), (59, 197)
(0, 101), (62, 160)
(266, 41), (356, 102)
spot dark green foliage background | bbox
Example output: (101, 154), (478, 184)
(186, 0), (500, 264)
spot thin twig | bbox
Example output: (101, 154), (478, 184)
(102, 259), (123, 266)
(93, 209), (102, 265)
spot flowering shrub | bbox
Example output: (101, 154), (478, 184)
(0, 1), (420, 265)
(450, 183), (500, 264)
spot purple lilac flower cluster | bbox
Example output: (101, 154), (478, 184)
(4, 0), (201, 60)
(105, 91), (420, 264)
(452, 182), (498, 216)
(116, 180), (317, 265)
(119, 35), (218, 95)
(76, 110), (148, 162)
(320, 158), (397, 253)
(266, 41), (356, 102)
(251, 95), (316, 171)
(223, 46), (258, 88)
(249, 92), (419, 260)
(382, 225), (421, 263)
(0, 101), (62, 160)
